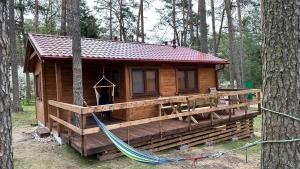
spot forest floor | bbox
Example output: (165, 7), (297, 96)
(13, 103), (261, 169)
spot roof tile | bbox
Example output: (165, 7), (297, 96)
(28, 33), (228, 64)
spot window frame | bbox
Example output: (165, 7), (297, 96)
(131, 68), (159, 97)
(35, 74), (41, 99)
(176, 68), (198, 93)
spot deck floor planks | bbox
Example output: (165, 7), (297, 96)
(61, 109), (259, 156)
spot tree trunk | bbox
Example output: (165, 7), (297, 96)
(211, 0), (217, 55)
(72, 0), (83, 126)
(188, 0), (194, 45)
(119, 0), (123, 41)
(216, 8), (225, 54)
(109, 0), (113, 40)
(140, 0), (144, 43)
(61, 0), (67, 35)
(0, 0), (13, 168)
(66, 0), (72, 36)
(237, 0), (245, 86)
(9, 0), (23, 112)
(262, 0), (300, 168)
(19, 0), (31, 103)
(199, 0), (208, 53)
(224, 0), (241, 88)
(34, 0), (39, 33)
(172, 0), (177, 43)
(136, 3), (141, 42)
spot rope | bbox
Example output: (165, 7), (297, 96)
(88, 96), (300, 166)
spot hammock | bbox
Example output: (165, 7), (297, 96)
(92, 113), (184, 164)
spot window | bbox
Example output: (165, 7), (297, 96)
(35, 74), (41, 98)
(177, 69), (198, 92)
(132, 69), (158, 96)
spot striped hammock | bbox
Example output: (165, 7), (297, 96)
(92, 113), (184, 164)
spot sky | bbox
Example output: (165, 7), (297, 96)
(85, 0), (222, 43)
(24, 0), (225, 44)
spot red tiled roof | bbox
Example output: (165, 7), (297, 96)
(28, 33), (228, 64)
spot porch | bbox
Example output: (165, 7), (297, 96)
(47, 89), (261, 160)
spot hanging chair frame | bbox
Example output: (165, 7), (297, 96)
(93, 67), (116, 105)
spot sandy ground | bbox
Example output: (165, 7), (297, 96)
(13, 124), (260, 169)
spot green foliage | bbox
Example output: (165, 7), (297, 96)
(80, 0), (100, 38)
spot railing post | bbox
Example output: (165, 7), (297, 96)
(80, 113), (86, 156)
(258, 91), (262, 113)
(56, 107), (61, 137)
(67, 110), (72, 144)
(48, 105), (53, 132)
(159, 104), (163, 137)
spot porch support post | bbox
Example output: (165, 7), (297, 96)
(124, 64), (131, 145)
(55, 62), (62, 136)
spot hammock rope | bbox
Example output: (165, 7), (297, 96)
(93, 67), (116, 105)
(91, 107), (300, 165)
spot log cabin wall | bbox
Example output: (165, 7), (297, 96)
(42, 61), (218, 123)
(125, 64), (217, 121)
(34, 60), (45, 124)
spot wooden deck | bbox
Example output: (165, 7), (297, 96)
(48, 89), (262, 160)
(61, 109), (259, 158)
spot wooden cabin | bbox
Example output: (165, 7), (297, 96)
(24, 33), (261, 159)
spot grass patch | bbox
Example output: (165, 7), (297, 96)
(12, 103), (37, 128)
(219, 137), (261, 155)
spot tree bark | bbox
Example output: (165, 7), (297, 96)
(140, 0), (144, 42)
(66, 0), (72, 36)
(109, 0), (113, 40)
(0, 0), (14, 168)
(61, 0), (67, 35)
(72, 0), (83, 126)
(136, 2), (141, 42)
(211, 0), (217, 55)
(199, 0), (208, 53)
(19, 0), (31, 103)
(188, 0), (194, 45)
(9, 0), (23, 112)
(237, 0), (245, 86)
(119, 0), (123, 41)
(216, 8), (225, 54)
(262, 0), (300, 168)
(172, 0), (177, 43)
(34, 0), (39, 33)
(224, 0), (241, 88)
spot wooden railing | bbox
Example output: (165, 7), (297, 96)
(47, 89), (261, 155)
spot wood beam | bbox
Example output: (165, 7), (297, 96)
(83, 100), (260, 135)
(49, 115), (82, 134)
(55, 63), (62, 136)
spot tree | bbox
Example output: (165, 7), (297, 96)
(0, 0), (13, 168)
(9, 0), (23, 112)
(210, 0), (217, 55)
(262, 0), (300, 168)
(34, 0), (39, 32)
(136, 0), (144, 42)
(188, 0), (194, 45)
(80, 1), (100, 38)
(72, 0), (83, 126)
(237, 0), (245, 86)
(199, 0), (208, 53)
(61, 0), (66, 35)
(224, 0), (241, 88)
